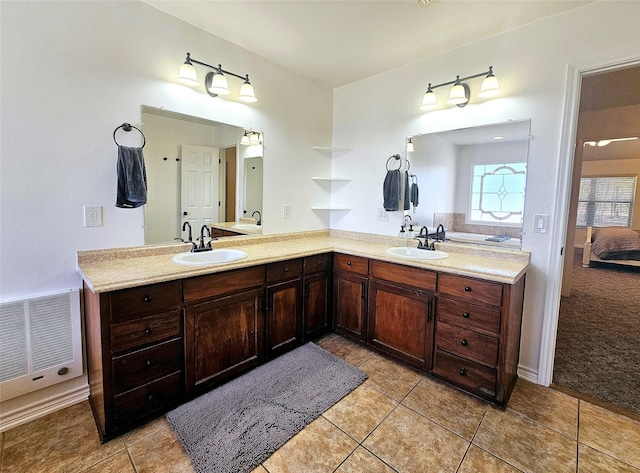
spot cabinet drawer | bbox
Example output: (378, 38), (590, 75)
(370, 260), (436, 292)
(334, 253), (368, 275)
(437, 298), (501, 335)
(433, 349), (496, 398)
(184, 266), (264, 303)
(113, 371), (182, 427)
(111, 311), (181, 353)
(303, 253), (332, 275)
(267, 258), (303, 284)
(438, 274), (502, 307)
(110, 281), (182, 322)
(436, 322), (498, 367)
(112, 338), (182, 392)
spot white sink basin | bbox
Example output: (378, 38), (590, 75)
(231, 224), (262, 231)
(172, 249), (248, 265)
(386, 247), (449, 261)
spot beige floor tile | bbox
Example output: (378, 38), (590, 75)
(315, 335), (374, 366)
(458, 445), (522, 473)
(323, 384), (398, 442)
(579, 402), (640, 468)
(262, 416), (358, 473)
(509, 380), (578, 439)
(128, 421), (195, 473)
(473, 408), (577, 473)
(578, 444), (640, 473)
(2, 417), (125, 473)
(335, 446), (397, 472)
(363, 404), (468, 473)
(79, 451), (137, 473)
(359, 354), (422, 401)
(402, 378), (488, 440)
(251, 466), (269, 473)
(122, 416), (167, 446)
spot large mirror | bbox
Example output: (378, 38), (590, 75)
(405, 120), (531, 248)
(141, 106), (263, 244)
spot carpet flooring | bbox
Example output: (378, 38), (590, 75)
(554, 248), (640, 414)
(166, 343), (367, 473)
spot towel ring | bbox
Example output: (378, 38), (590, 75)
(386, 154), (402, 171)
(113, 123), (146, 148)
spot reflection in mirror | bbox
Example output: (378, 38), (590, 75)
(141, 106), (263, 244)
(405, 120), (531, 248)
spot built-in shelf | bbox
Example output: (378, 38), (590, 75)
(311, 177), (352, 182)
(311, 146), (352, 152)
(310, 206), (351, 211)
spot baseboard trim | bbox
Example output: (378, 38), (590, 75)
(0, 383), (89, 432)
(517, 364), (538, 384)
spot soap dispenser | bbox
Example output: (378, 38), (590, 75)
(398, 226), (407, 246)
(407, 224), (415, 240)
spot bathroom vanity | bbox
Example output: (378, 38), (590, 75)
(78, 232), (527, 442)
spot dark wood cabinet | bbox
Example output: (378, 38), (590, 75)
(183, 266), (265, 396)
(302, 254), (332, 341)
(367, 261), (436, 370)
(83, 280), (184, 443)
(332, 254), (369, 340)
(265, 259), (303, 357)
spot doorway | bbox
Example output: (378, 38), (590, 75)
(551, 64), (640, 415)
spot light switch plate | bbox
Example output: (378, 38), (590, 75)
(283, 204), (291, 219)
(377, 208), (389, 221)
(84, 206), (103, 227)
(533, 214), (549, 233)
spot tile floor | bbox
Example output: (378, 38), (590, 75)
(2, 334), (640, 473)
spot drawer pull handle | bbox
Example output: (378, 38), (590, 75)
(459, 368), (467, 376)
(145, 359), (155, 368)
(461, 340), (468, 347)
(464, 286), (471, 292)
(462, 312), (470, 318)
(143, 295), (153, 303)
(147, 393), (155, 402)
(144, 327), (153, 335)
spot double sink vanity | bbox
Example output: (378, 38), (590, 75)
(78, 230), (528, 442)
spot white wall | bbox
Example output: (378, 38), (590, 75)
(332, 1), (640, 379)
(0, 0), (332, 420)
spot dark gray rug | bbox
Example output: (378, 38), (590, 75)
(166, 342), (367, 473)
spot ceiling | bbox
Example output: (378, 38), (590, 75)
(143, 0), (592, 88)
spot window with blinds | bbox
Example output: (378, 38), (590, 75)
(577, 176), (637, 227)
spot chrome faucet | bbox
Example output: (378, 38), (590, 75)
(252, 210), (262, 225)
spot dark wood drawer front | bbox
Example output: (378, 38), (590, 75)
(438, 274), (503, 307)
(111, 311), (181, 353)
(183, 266), (264, 303)
(370, 260), (436, 292)
(267, 259), (303, 284)
(110, 281), (182, 322)
(436, 322), (498, 367)
(437, 298), (501, 335)
(334, 253), (368, 275)
(303, 253), (332, 274)
(112, 338), (182, 392)
(433, 349), (496, 398)
(113, 371), (182, 427)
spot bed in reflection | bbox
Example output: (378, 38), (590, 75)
(582, 226), (640, 268)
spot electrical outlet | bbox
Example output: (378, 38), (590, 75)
(84, 206), (103, 227)
(283, 204), (291, 219)
(377, 208), (389, 221)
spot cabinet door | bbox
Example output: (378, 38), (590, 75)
(266, 279), (303, 357)
(184, 288), (263, 394)
(367, 280), (434, 370)
(333, 270), (368, 340)
(303, 271), (331, 341)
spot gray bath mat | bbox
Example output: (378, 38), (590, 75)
(166, 342), (367, 473)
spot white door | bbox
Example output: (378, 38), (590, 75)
(181, 145), (220, 238)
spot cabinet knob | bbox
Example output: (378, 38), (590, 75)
(145, 359), (155, 368)
(144, 327), (153, 335)
(464, 286), (471, 292)
(462, 312), (470, 318)
(459, 368), (467, 376)
(284, 267), (289, 272)
(147, 393), (155, 402)
(316, 260), (322, 265)
(461, 339), (468, 347)
(347, 261), (352, 266)
(143, 295), (153, 303)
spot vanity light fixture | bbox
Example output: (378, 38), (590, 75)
(241, 131), (262, 145)
(177, 52), (258, 103)
(420, 66), (500, 111)
(406, 137), (414, 152)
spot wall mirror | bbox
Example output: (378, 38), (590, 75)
(405, 119), (531, 249)
(141, 106), (263, 244)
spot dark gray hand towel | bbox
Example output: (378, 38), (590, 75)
(410, 182), (419, 207)
(116, 145), (147, 208)
(383, 169), (401, 211)
(403, 171), (410, 211)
